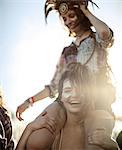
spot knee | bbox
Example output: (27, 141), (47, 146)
(88, 129), (117, 149)
(26, 134), (43, 150)
(26, 128), (55, 150)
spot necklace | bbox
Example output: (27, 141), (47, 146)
(75, 30), (92, 46)
(74, 32), (96, 66)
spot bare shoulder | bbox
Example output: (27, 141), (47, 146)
(34, 101), (66, 133)
(44, 101), (66, 129)
(45, 101), (65, 114)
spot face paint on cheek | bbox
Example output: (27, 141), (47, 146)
(62, 80), (72, 101)
(62, 91), (72, 99)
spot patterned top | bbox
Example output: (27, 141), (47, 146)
(0, 107), (14, 150)
(46, 31), (114, 98)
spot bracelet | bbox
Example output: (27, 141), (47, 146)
(26, 97), (35, 107)
(30, 97), (35, 104)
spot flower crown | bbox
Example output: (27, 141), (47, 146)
(44, 0), (98, 21)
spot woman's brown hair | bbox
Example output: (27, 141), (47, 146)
(57, 62), (93, 102)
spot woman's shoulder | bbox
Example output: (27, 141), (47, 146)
(44, 101), (65, 115)
(61, 42), (75, 54)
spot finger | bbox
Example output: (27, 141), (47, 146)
(37, 119), (55, 134)
(82, 0), (88, 6)
(16, 111), (20, 120)
(19, 113), (24, 121)
(16, 109), (19, 118)
(88, 134), (98, 145)
(17, 112), (23, 121)
(46, 117), (57, 130)
(48, 119), (57, 131)
(16, 107), (22, 120)
(88, 136), (93, 144)
(41, 111), (47, 116)
(47, 119), (56, 132)
(47, 116), (57, 124)
(39, 116), (56, 133)
(16, 107), (20, 117)
(44, 124), (56, 134)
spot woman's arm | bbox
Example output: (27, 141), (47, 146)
(80, 5), (111, 40)
(16, 54), (66, 121)
(16, 87), (50, 121)
(16, 101), (66, 150)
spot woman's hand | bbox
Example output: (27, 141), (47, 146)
(28, 111), (57, 134)
(80, 3), (89, 16)
(88, 129), (117, 149)
(88, 129), (106, 145)
(16, 101), (29, 121)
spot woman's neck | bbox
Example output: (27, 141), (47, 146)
(75, 29), (92, 46)
(76, 30), (86, 37)
(65, 112), (83, 126)
(77, 29), (91, 38)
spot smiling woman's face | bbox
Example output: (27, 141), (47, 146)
(61, 10), (82, 34)
(61, 79), (85, 113)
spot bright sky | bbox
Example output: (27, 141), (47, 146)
(0, 0), (122, 128)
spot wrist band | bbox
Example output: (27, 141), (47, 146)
(30, 97), (35, 103)
(26, 97), (35, 107)
(29, 97), (35, 106)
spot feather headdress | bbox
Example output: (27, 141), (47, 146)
(44, 0), (98, 21)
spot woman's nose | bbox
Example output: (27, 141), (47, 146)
(72, 89), (77, 97)
(72, 88), (82, 99)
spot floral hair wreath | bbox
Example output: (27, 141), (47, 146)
(44, 0), (98, 22)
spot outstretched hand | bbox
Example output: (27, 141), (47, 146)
(16, 101), (29, 121)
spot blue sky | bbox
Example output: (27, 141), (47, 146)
(0, 0), (122, 122)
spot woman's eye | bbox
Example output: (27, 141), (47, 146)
(63, 87), (72, 93)
(62, 89), (72, 98)
(69, 13), (75, 18)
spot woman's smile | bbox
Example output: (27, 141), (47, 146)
(61, 10), (81, 33)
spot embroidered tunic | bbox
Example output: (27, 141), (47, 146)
(46, 31), (114, 97)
